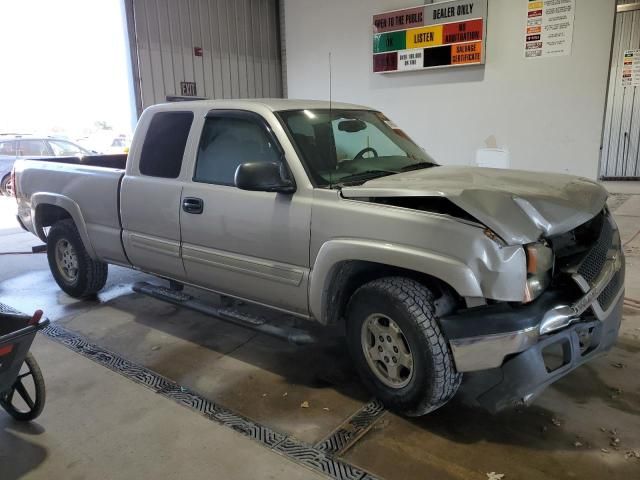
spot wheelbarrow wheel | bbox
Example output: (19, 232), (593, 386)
(1, 353), (46, 421)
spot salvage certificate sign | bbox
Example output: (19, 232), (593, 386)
(524, 0), (575, 58)
(622, 49), (640, 87)
(372, 0), (487, 73)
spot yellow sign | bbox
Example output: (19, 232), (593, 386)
(406, 25), (443, 49)
(528, 2), (543, 9)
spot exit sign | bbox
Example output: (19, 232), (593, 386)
(180, 81), (197, 96)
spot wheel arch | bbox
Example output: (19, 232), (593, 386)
(31, 193), (97, 259)
(309, 239), (483, 326)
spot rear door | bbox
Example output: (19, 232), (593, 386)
(120, 111), (194, 278)
(179, 110), (312, 315)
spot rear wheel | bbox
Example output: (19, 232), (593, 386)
(47, 219), (108, 298)
(346, 277), (461, 416)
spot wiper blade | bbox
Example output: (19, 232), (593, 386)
(399, 162), (436, 172)
(336, 169), (398, 184)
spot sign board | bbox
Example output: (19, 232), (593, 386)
(622, 49), (640, 87)
(180, 81), (197, 97)
(372, 0), (487, 73)
(524, 0), (575, 58)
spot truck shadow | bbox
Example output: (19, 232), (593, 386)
(406, 398), (581, 450)
(7, 269), (638, 453)
(84, 288), (604, 452)
(133, 305), (602, 452)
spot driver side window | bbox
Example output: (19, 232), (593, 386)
(194, 115), (282, 186)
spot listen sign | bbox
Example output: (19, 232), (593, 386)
(373, 0), (487, 73)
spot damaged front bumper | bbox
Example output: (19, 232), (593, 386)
(440, 219), (624, 411)
(456, 293), (622, 412)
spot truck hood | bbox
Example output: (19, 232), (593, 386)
(340, 166), (608, 245)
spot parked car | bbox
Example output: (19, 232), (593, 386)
(76, 133), (131, 155)
(12, 99), (624, 415)
(0, 135), (93, 195)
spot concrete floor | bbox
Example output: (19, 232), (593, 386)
(1, 182), (639, 479)
(1, 336), (325, 480)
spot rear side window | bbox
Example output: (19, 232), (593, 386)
(139, 111), (193, 178)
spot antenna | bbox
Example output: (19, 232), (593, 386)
(329, 52), (332, 110)
(329, 52), (333, 190)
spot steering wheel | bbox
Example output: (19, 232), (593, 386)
(352, 147), (379, 161)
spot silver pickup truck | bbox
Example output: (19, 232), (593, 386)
(13, 99), (624, 415)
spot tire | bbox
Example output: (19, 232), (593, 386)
(346, 277), (462, 416)
(47, 219), (108, 298)
(1, 353), (46, 421)
(0, 175), (9, 196)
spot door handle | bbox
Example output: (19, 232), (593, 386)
(182, 197), (204, 214)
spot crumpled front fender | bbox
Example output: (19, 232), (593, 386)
(309, 238), (526, 324)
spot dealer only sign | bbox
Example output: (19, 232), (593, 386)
(373, 0), (487, 73)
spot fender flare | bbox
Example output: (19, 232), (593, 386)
(308, 238), (483, 324)
(31, 193), (97, 259)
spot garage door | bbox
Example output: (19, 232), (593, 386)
(126, 0), (282, 111)
(600, 3), (640, 179)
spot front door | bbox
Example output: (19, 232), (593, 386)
(179, 110), (311, 315)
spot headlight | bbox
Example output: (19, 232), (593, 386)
(524, 242), (554, 302)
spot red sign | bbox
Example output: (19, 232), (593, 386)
(442, 19), (483, 45)
(194, 47), (203, 57)
(373, 52), (398, 72)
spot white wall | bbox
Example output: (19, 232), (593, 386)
(284, 0), (616, 179)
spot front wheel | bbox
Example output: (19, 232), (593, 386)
(47, 219), (108, 298)
(346, 277), (461, 416)
(0, 175), (10, 196)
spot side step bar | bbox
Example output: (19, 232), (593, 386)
(132, 282), (317, 346)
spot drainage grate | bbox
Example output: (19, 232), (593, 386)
(0, 302), (21, 315)
(41, 323), (380, 480)
(315, 399), (386, 455)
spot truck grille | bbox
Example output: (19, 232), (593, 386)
(597, 267), (623, 311)
(576, 216), (613, 285)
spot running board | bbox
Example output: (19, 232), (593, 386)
(132, 282), (317, 346)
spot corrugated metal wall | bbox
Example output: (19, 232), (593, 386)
(600, 5), (640, 178)
(128, 0), (282, 112)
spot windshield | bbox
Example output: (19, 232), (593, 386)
(277, 109), (437, 187)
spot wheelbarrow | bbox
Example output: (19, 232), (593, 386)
(0, 304), (49, 421)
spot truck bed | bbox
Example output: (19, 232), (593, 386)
(15, 157), (129, 265)
(36, 153), (127, 170)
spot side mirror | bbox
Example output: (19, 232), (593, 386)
(234, 162), (295, 194)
